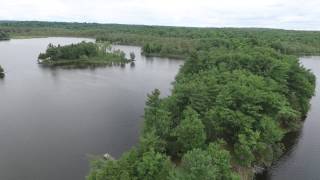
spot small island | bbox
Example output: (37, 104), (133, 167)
(38, 41), (131, 68)
(0, 65), (4, 78)
(0, 31), (10, 41)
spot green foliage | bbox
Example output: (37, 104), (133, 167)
(139, 130), (166, 153)
(39, 42), (102, 60)
(137, 47), (312, 177)
(38, 41), (128, 67)
(170, 47), (314, 168)
(171, 143), (239, 180)
(2, 21), (320, 58)
(143, 89), (172, 139)
(286, 62), (316, 117)
(87, 148), (172, 180)
(136, 150), (172, 180)
(174, 107), (206, 154)
(87, 149), (140, 180)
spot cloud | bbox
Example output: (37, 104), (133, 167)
(0, 0), (319, 30)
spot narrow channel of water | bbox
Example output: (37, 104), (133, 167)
(257, 56), (320, 180)
(0, 37), (183, 180)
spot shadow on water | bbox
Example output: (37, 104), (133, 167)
(130, 62), (135, 68)
(255, 129), (302, 179)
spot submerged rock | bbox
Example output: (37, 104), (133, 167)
(0, 66), (4, 78)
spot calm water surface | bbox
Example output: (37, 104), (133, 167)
(257, 56), (320, 180)
(0, 37), (183, 180)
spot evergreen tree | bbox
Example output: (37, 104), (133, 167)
(174, 107), (206, 154)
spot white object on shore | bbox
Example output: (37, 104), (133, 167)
(103, 153), (115, 161)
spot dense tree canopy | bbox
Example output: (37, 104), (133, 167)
(2, 21), (320, 58)
(39, 42), (100, 60)
(86, 45), (314, 179)
(174, 107), (206, 155)
(38, 41), (129, 67)
(172, 143), (239, 180)
(87, 22), (317, 179)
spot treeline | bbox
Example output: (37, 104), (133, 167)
(97, 35), (195, 59)
(39, 42), (106, 60)
(38, 41), (128, 67)
(1, 21), (320, 57)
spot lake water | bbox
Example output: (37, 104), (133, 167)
(257, 57), (320, 180)
(0, 37), (183, 180)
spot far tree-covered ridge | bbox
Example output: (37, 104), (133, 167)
(38, 41), (132, 68)
(1, 21), (320, 58)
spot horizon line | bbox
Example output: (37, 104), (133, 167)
(0, 19), (319, 32)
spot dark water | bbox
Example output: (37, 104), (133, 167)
(257, 57), (320, 180)
(0, 38), (183, 180)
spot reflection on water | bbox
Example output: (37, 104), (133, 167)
(256, 130), (302, 179)
(0, 38), (183, 180)
(130, 62), (135, 68)
(256, 57), (320, 180)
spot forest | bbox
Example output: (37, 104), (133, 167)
(1, 21), (320, 58)
(0, 21), (317, 179)
(38, 41), (130, 67)
(87, 47), (315, 180)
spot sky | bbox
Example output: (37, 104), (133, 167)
(0, 0), (319, 30)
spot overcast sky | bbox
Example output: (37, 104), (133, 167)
(0, 0), (319, 30)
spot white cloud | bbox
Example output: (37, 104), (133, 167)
(0, 0), (319, 30)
